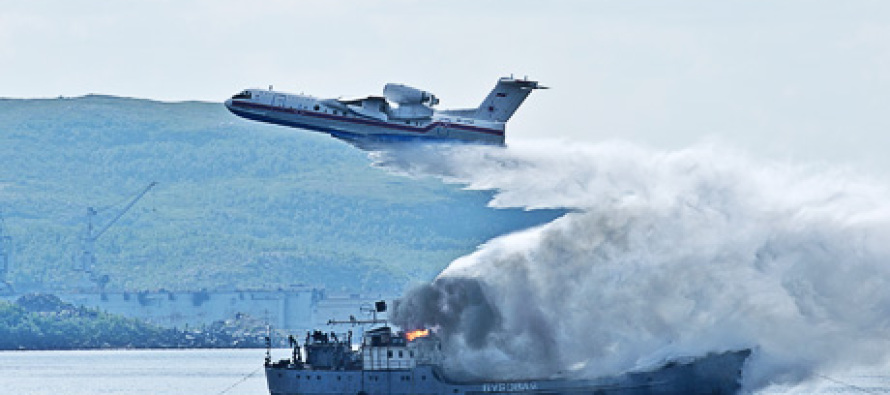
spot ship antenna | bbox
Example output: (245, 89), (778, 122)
(327, 300), (389, 327)
(264, 324), (272, 366)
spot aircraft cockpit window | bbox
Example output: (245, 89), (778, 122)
(232, 91), (252, 100)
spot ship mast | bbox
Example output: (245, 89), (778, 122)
(326, 300), (388, 326)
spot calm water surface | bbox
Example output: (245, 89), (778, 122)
(2, 349), (889, 395)
(0, 348), (278, 395)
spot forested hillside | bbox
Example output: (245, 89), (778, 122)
(0, 95), (558, 293)
(1, 294), (271, 349)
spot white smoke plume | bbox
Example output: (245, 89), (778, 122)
(374, 140), (890, 391)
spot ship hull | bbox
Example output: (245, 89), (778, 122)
(265, 349), (749, 395)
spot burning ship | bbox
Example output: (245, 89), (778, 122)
(264, 304), (751, 395)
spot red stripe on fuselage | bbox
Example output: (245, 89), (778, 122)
(231, 100), (504, 136)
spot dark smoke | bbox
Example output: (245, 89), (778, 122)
(393, 277), (501, 348)
(393, 276), (560, 378)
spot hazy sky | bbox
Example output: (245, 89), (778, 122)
(3, 1), (890, 174)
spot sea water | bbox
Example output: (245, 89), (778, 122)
(0, 349), (278, 395)
(1, 349), (889, 395)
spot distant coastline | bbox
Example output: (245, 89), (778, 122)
(1, 294), (276, 350)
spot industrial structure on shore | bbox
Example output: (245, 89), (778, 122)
(0, 183), (392, 335)
(3, 286), (393, 335)
(0, 211), (12, 295)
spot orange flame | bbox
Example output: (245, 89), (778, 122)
(405, 329), (429, 341)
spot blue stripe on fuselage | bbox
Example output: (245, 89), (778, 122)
(227, 106), (337, 134)
(229, 100), (504, 137)
(230, 106), (501, 147)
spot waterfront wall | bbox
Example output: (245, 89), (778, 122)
(40, 289), (393, 335)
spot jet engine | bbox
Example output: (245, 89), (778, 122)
(383, 84), (439, 107)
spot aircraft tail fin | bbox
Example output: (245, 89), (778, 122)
(474, 76), (546, 122)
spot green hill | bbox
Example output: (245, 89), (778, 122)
(0, 95), (558, 293)
(1, 293), (272, 349)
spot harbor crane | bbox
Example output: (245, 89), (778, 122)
(76, 182), (157, 290)
(0, 210), (12, 295)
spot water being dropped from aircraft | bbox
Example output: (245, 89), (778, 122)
(372, 140), (890, 391)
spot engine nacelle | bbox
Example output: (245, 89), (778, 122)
(383, 83), (439, 106)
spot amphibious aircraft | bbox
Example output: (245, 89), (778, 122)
(224, 76), (545, 146)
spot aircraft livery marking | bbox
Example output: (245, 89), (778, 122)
(230, 100), (504, 137)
